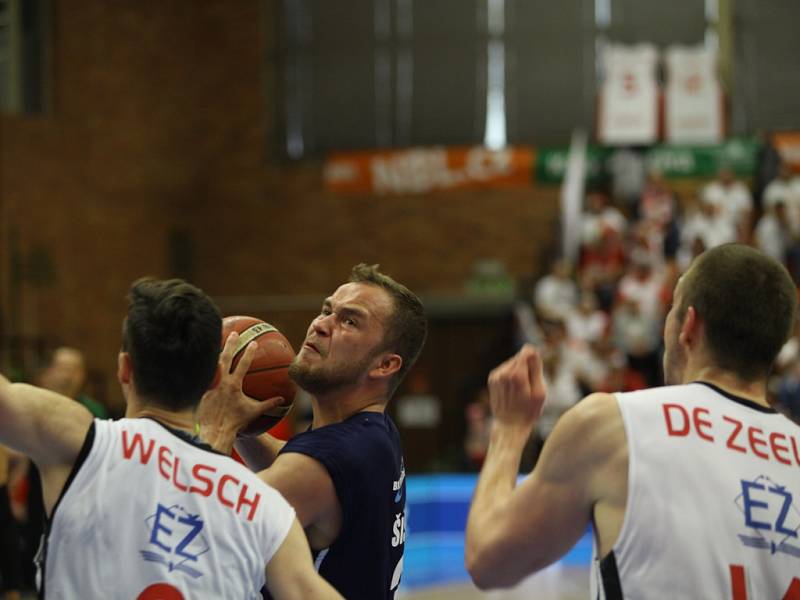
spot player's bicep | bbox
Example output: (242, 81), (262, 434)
(0, 380), (93, 467)
(263, 518), (343, 600)
(259, 453), (339, 528)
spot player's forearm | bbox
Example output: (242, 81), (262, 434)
(465, 424), (531, 588)
(234, 433), (286, 471)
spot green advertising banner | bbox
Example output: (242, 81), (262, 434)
(535, 137), (760, 184)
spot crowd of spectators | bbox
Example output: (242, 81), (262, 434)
(517, 155), (800, 447)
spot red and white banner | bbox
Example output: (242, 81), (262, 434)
(323, 146), (535, 195)
(664, 45), (723, 144)
(598, 43), (659, 145)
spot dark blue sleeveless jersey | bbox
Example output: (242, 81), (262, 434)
(280, 411), (406, 599)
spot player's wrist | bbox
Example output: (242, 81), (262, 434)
(200, 421), (238, 455)
(489, 419), (534, 446)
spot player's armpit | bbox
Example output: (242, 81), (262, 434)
(259, 453), (341, 534)
(263, 518), (344, 600)
(466, 392), (624, 589)
(0, 376), (93, 468)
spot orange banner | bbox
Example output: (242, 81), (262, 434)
(772, 131), (800, 173)
(323, 146), (535, 194)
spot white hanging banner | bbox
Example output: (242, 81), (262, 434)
(664, 45), (723, 144)
(598, 43), (659, 145)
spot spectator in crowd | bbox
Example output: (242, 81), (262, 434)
(565, 290), (608, 345)
(616, 249), (666, 321)
(638, 169), (676, 233)
(752, 130), (782, 209)
(39, 347), (108, 418)
(675, 195), (703, 270)
(533, 258), (578, 321)
(754, 198), (795, 262)
(536, 319), (603, 439)
(701, 165), (753, 242)
(580, 190), (628, 248)
(680, 194), (737, 253)
(592, 333), (647, 393)
(579, 229), (626, 313)
(627, 218), (668, 267)
(611, 297), (662, 387)
(764, 162), (800, 230)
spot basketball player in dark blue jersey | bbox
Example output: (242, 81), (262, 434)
(202, 264), (427, 599)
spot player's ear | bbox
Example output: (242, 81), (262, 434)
(370, 353), (402, 379)
(679, 305), (698, 346)
(117, 351), (132, 385)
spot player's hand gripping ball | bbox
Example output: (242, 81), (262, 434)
(222, 316), (297, 436)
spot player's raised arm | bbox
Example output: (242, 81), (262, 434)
(0, 372), (92, 469)
(465, 345), (624, 588)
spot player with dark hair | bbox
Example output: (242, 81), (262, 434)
(466, 244), (800, 598)
(202, 263), (428, 599)
(0, 277), (342, 599)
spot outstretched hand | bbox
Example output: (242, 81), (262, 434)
(486, 344), (547, 434)
(197, 331), (285, 453)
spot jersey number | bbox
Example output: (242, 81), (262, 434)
(730, 565), (800, 600)
(137, 583), (185, 600)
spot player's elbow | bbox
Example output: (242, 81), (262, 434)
(465, 542), (515, 590)
(465, 546), (490, 589)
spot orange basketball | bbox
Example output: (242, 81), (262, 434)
(222, 316), (297, 437)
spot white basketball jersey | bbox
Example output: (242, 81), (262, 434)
(42, 418), (295, 599)
(591, 382), (800, 600)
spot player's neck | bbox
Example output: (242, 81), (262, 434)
(688, 366), (769, 408)
(126, 397), (198, 434)
(310, 388), (387, 428)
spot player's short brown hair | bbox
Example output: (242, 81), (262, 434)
(679, 244), (797, 381)
(122, 277), (221, 410)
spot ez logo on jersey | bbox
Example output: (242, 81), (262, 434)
(735, 475), (800, 557)
(140, 503), (209, 578)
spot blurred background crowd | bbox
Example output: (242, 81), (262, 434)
(463, 152), (800, 472)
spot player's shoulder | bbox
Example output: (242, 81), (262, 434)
(555, 388), (694, 452)
(545, 392), (622, 451)
(568, 392), (621, 424)
(284, 411), (398, 466)
(615, 383), (699, 404)
(295, 411), (395, 444)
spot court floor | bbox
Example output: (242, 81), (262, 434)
(403, 565), (590, 600)
(401, 475), (593, 599)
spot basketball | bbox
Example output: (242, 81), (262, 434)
(222, 316), (297, 436)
